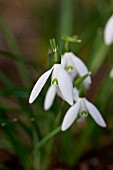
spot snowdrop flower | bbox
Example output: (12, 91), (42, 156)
(29, 64), (74, 106)
(61, 52), (91, 89)
(109, 68), (113, 79)
(61, 94), (106, 131)
(104, 14), (113, 45)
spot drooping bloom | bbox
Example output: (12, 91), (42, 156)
(61, 90), (106, 131)
(61, 52), (91, 89)
(104, 14), (113, 45)
(29, 64), (74, 106)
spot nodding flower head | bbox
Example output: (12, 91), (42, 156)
(29, 64), (74, 106)
(61, 97), (106, 131)
(61, 52), (91, 89)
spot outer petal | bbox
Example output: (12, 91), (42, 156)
(56, 86), (65, 100)
(61, 53), (78, 82)
(44, 85), (56, 110)
(61, 100), (80, 131)
(70, 53), (91, 88)
(57, 65), (74, 105)
(84, 98), (106, 127)
(61, 53), (68, 68)
(73, 88), (79, 102)
(29, 67), (53, 103)
(104, 15), (113, 45)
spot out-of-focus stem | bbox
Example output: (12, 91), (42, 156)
(58, 0), (73, 52)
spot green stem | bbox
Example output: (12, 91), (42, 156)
(65, 41), (69, 52)
(58, 0), (73, 51)
(34, 126), (61, 152)
(73, 121), (95, 164)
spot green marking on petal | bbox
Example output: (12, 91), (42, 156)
(66, 66), (73, 71)
(80, 110), (88, 117)
(52, 78), (58, 85)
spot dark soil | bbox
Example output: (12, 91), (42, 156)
(1, 145), (113, 170)
(73, 144), (113, 170)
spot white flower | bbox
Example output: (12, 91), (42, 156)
(29, 64), (74, 106)
(109, 68), (113, 79)
(61, 97), (106, 131)
(104, 14), (113, 45)
(44, 86), (79, 111)
(61, 52), (91, 89)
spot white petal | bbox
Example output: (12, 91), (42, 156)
(68, 71), (77, 82)
(56, 86), (65, 100)
(104, 15), (113, 45)
(84, 98), (106, 127)
(73, 88), (79, 102)
(70, 53), (91, 88)
(109, 68), (113, 79)
(61, 100), (80, 131)
(57, 64), (74, 105)
(61, 53), (68, 68)
(29, 67), (53, 103)
(44, 85), (56, 110)
(51, 64), (58, 82)
(61, 53), (78, 82)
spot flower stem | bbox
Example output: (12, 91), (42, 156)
(34, 126), (61, 152)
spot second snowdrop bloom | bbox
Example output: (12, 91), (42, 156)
(61, 97), (106, 131)
(29, 64), (74, 106)
(104, 14), (113, 45)
(61, 52), (91, 89)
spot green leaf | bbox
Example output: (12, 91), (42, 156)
(73, 72), (91, 87)
(0, 16), (31, 87)
(0, 88), (28, 98)
(0, 50), (38, 68)
(0, 111), (31, 170)
(0, 71), (14, 87)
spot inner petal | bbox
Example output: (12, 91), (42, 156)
(79, 110), (88, 118)
(52, 78), (58, 85)
(79, 98), (88, 117)
(66, 56), (75, 72)
(51, 64), (59, 86)
(66, 66), (74, 72)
